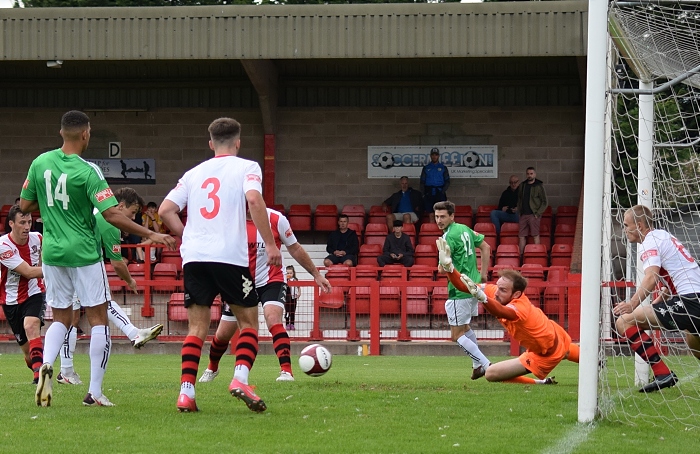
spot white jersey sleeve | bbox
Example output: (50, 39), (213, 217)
(0, 238), (25, 271)
(640, 229), (700, 295)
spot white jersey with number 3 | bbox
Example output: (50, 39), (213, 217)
(165, 155), (263, 267)
(247, 208), (298, 287)
(639, 229), (700, 295)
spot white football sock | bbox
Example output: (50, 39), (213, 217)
(464, 329), (481, 369)
(60, 325), (78, 374)
(43, 321), (68, 368)
(456, 334), (490, 368)
(108, 301), (139, 340)
(180, 381), (195, 398)
(88, 325), (111, 398)
(233, 364), (250, 384)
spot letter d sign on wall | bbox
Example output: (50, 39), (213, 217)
(109, 142), (122, 158)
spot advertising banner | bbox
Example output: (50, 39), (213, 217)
(367, 145), (498, 179)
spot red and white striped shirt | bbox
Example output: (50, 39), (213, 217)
(247, 208), (298, 287)
(0, 232), (45, 305)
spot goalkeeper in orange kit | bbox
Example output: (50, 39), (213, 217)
(437, 238), (579, 384)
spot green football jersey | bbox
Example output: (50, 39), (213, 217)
(20, 148), (118, 267)
(443, 222), (485, 299)
(95, 210), (122, 261)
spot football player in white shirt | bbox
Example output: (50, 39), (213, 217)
(198, 208), (331, 384)
(160, 117), (281, 413)
(614, 205), (700, 393)
(0, 206), (45, 384)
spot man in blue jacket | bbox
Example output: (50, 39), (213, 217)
(421, 148), (450, 223)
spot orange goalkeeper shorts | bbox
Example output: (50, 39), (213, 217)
(518, 323), (572, 379)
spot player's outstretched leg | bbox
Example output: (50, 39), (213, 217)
(132, 324), (164, 349)
(229, 328), (266, 412)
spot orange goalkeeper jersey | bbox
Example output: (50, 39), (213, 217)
(484, 285), (557, 355)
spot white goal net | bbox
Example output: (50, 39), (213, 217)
(600, 1), (700, 427)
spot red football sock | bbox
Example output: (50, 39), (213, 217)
(625, 326), (672, 377)
(181, 336), (204, 385)
(235, 328), (259, 372)
(269, 323), (292, 374)
(207, 335), (230, 372)
(29, 338), (43, 379)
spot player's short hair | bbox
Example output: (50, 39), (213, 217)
(208, 118), (241, 144)
(526, 166), (536, 172)
(7, 205), (30, 225)
(338, 214), (349, 222)
(399, 176), (409, 182)
(114, 187), (145, 209)
(433, 200), (455, 215)
(393, 220), (404, 228)
(61, 110), (90, 134)
(498, 269), (528, 294)
(146, 202), (158, 209)
(626, 205), (653, 229)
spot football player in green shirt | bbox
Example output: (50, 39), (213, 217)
(434, 200), (492, 381)
(20, 110), (175, 407)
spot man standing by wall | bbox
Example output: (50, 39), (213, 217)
(421, 148), (450, 223)
(517, 167), (548, 255)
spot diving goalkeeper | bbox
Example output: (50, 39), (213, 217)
(437, 238), (579, 384)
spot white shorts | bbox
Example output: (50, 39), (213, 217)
(445, 298), (479, 326)
(393, 212), (418, 223)
(43, 262), (112, 309)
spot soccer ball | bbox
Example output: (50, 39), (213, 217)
(463, 151), (480, 168)
(298, 344), (333, 377)
(377, 152), (395, 169)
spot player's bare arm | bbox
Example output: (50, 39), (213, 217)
(287, 242), (332, 293)
(18, 198), (39, 214)
(158, 200), (184, 237)
(613, 266), (659, 316)
(11, 261), (43, 280)
(477, 240), (491, 282)
(247, 190), (281, 266)
(111, 258), (137, 293)
(103, 206), (177, 250)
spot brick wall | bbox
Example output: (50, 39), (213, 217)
(0, 105), (584, 211)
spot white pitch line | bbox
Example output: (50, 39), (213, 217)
(541, 422), (596, 454)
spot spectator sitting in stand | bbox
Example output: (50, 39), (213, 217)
(382, 176), (423, 232)
(323, 214), (359, 267)
(490, 175), (520, 237)
(142, 202), (165, 263)
(377, 220), (415, 267)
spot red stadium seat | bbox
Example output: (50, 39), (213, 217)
(431, 286), (449, 315)
(473, 222), (497, 252)
(523, 244), (548, 267)
(364, 223), (388, 246)
(358, 243), (382, 265)
(363, 236), (385, 246)
(368, 205), (389, 225)
(127, 263), (146, 292)
(314, 204), (338, 232)
(408, 265), (434, 281)
(168, 292), (187, 321)
(406, 286), (429, 314)
(495, 244), (520, 267)
(454, 205), (473, 228)
(475, 205), (497, 225)
(153, 262), (179, 292)
(270, 204), (285, 214)
(555, 205), (577, 227)
(380, 264), (406, 281)
(554, 223), (575, 246)
(288, 204), (312, 232)
(379, 286), (401, 314)
(550, 243), (573, 267)
(342, 205), (366, 229)
(414, 243), (438, 266)
(104, 262), (123, 293)
(500, 222), (520, 245)
(161, 252), (183, 277)
(318, 287), (345, 309)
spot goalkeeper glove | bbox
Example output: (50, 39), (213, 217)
(459, 274), (487, 302)
(436, 237), (454, 273)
